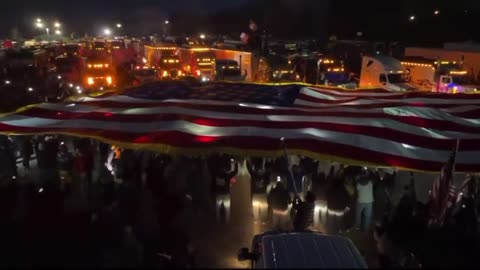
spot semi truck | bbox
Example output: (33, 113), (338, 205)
(83, 58), (115, 91)
(359, 55), (416, 91)
(54, 55), (84, 84)
(177, 47), (215, 81)
(213, 49), (254, 81)
(401, 57), (479, 93)
(144, 44), (177, 68)
(158, 55), (184, 80)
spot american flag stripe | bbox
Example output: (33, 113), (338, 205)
(11, 105), (480, 151)
(1, 83), (480, 172)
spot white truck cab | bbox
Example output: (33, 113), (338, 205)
(238, 231), (367, 269)
(359, 55), (416, 91)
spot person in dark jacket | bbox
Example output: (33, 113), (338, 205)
(267, 181), (291, 230)
(293, 191), (316, 231)
(19, 135), (34, 171)
(247, 157), (269, 222)
(326, 173), (351, 234)
(373, 169), (393, 223)
(247, 157), (268, 200)
(35, 135), (60, 188)
(57, 142), (74, 193)
(0, 136), (17, 182)
(211, 155), (238, 223)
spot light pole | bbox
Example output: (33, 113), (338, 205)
(46, 27), (50, 36)
(316, 59), (322, 85)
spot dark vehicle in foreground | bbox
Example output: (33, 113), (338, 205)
(238, 231), (367, 269)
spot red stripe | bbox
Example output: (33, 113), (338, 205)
(19, 106), (480, 138)
(78, 97), (480, 121)
(17, 108), (480, 151)
(307, 87), (480, 100)
(296, 93), (480, 109)
(0, 122), (479, 172)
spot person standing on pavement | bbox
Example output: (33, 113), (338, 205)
(19, 135), (34, 173)
(355, 168), (375, 232)
(0, 136), (18, 222)
(73, 141), (94, 196)
(267, 181), (291, 230)
(373, 168), (393, 224)
(57, 142), (74, 193)
(326, 169), (352, 234)
(292, 191), (316, 231)
(212, 155), (238, 223)
(35, 135), (59, 188)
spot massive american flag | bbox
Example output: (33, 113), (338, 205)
(0, 81), (479, 172)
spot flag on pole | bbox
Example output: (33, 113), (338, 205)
(428, 140), (459, 227)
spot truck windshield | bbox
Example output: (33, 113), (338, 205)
(135, 69), (156, 76)
(452, 75), (467, 85)
(57, 66), (74, 73)
(86, 69), (109, 76)
(387, 73), (407, 84)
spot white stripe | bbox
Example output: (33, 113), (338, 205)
(3, 115), (480, 164)
(299, 88), (480, 105)
(31, 103), (480, 139)
(295, 96), (480, 107)
(306, 87), (401, 97)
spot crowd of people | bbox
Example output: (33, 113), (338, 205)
(0, 134), (479, 268)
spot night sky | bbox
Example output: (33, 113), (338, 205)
(2, 0), (480, 43)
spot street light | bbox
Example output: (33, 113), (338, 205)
(434, 10), (440, 15)
(55, 30), (61, 35)
(409, 15), (415, 21)
(54, 22), (61, 28)
(36, 22), (44, 29)
(116, 23), (122, 28)
(316, 59), (322, 85)
(46, 28), (50, 36)
(165, 20), (169, 25)
(199, 33), (206, 39)
(36, 18), (42, 23)
(104, 28), (111, 36)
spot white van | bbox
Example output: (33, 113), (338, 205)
(238, 231), (367, 269)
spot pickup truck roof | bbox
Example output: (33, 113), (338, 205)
(254, 232), (367, 269)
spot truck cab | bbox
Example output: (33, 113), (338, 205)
(133, 65), (158, 85)
(159, 55), (183, 79)
(401, 58), (479, 93)
(238, 231), (367, 269)
(83, 59), (115, 91)
(187, 48), (215, 82)
(215, 59), (244, 81)
(359, 55), (416, 91)
(54, 55), (84, 84)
